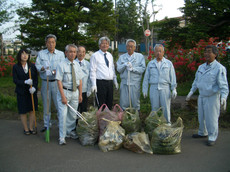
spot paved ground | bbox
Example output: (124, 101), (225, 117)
(0, 119), (229, 172)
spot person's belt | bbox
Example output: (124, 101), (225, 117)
(96, 79), (113, 82)
(63, 86), (78, 92)
(42, 79), (56, 82)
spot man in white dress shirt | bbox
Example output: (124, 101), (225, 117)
(90, 37), (118, 109)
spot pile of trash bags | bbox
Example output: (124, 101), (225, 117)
(76, 105), (184, 155)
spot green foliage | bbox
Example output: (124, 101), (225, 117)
(0, 0), (13, 27)
(116, 0), (142, 43)
(0, 93), (17, 111)
(16, 0), (116, 51)
(154, 0), (230, 49)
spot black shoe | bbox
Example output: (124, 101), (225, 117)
(192, 134), (208, 138)
(29, 129), (37, 135)
(207, 140), (215, 146)
(24, 130), (30, 135)
(40, 127), (47, 133)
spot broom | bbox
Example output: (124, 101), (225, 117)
(29, 68), (37, 132)
(45, 76), (50, 142)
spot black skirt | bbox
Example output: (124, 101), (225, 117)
(17, 92), (38, 114)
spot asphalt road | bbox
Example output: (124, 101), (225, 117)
(0, 119), (229, 172)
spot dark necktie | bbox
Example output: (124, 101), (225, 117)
(71, 63), (77, 91)
(104, 53), (109, 67)
(79, 61), (82, 66)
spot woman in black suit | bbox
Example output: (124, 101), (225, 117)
(13, 49), (38, 135)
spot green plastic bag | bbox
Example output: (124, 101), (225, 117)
(144, 108), (167, 139)
(151, 117), (184, 154)
(76, 107), (99, 146)
(121, 108), (141, 134)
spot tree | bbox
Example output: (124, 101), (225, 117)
(182, 0), (230, 40)
(116, 0), (142, 43)
(0, 0), (13, 27)
(16, 0), (116, 51)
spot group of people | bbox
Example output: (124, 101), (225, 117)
(13, 34), (229, 147)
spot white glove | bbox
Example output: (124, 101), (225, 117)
(44, 61), (50, 69)
(221, 98), (227, 111)
(46, 69), (52, 76)
(143, 92), (147, 98)
(172, 89), (177, 100)
(29, 87), (36, 94)
(126, 62), (133, 71)
(114, 82), (119, 90)
(25, 79), (33, 85)
(87, 91), (91, 97)
(186, 91), (193, 101)
(91, 86), (97, 93)
(126, 62), (132, 68)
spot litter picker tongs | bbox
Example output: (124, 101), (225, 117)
(67, 103), (89, 126)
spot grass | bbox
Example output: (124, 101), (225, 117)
(0, 76), (229, 129)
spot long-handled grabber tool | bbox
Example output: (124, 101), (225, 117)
(45, 76), (50, 143)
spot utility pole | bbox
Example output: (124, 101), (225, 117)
(0, 33), (3, 56)
(114, 0), (118, 49)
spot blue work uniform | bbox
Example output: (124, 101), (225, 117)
(190, 60), (229, 141)
(116, 52), (146, 110)
(35, 49), (65, 128)
(142, 57), (177, 123)
(56, 58), (83, 139)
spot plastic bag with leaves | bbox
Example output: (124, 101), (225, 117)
(76, 107), (99, 146)
(121, 108), (141, 134)
(144, 107), (167, 139)
(123, 132), (153, 154)
(97, 104), (120, 136)
(98, 119), (125, 152)
(151, 117), (184, 154)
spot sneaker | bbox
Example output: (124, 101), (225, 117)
(207, 140), (215, 146)
(66, 131), (78, 139)
(192, 134), (208, 138)
(165, 123), (171, 126)
(59, 138), (66, 145)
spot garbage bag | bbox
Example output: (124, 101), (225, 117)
(123, 132), (153, 154)
(112, 104), (124, 121)
(121, 108), (141, 134)
(98, 119), (125, 152)
(151, 117), (184, 154)
(76, 107), (99, 146)
(144, 108), (167, 139)
(97, 104), (120, 136)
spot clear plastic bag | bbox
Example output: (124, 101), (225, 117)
(76, 107), (99, 146)
(123, 132), (153, 154)
(121, 108), (141, 134)
(144, 108), (167, 139)
(151, 117), (184, 154)
(98, 119), (125, 152)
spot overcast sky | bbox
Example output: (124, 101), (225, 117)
(2, 0), (185, 40)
